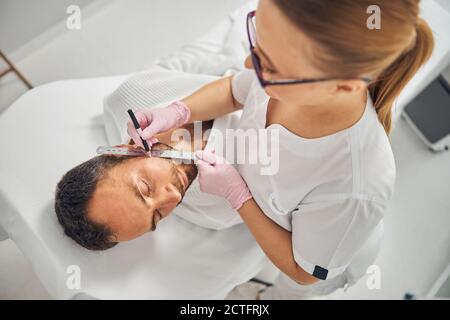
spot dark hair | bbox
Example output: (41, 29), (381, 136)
(54, 155), (134, 250)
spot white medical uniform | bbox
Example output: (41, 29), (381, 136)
(174, 68), (396, 298)
(232, 69), (396, 298)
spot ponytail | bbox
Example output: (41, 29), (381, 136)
(272, 0), (435, 134)
(369, 18), (434, 134)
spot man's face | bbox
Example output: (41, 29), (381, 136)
(87, 143), (197, 242)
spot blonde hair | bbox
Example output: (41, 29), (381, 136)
(273, 0), (434, 133)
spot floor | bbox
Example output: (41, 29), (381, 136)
(1, 0), (449, 300)
(327, 117), (450, 299)
(0, 0), (245, 113)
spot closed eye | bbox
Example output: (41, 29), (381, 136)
(140, 179), (152, 196)
(260, 61), (277, 74)
(133, 178), (152, 206)
(255, 46), (278, 74)
(262, 66), (277, 74)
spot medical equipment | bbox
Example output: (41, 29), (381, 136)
(401, 74), (450, 153)
(96, 146), (196, 161)
(127, 109), (150, 151)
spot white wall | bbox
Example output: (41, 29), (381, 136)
(0, 0), (93, 54)
(434, 0), (450, 12)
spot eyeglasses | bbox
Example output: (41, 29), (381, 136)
(246, 10), (372, 88)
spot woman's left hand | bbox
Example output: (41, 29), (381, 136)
(194, 150), (253, 210)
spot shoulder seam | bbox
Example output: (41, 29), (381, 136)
(300, 193), (388, 205)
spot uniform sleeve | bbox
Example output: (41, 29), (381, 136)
(291, 197), (386, 280)
(231, 68), (256, 105)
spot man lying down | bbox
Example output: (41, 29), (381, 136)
(54, 118), (223, 250)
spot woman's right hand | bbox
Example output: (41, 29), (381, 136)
(127, 101), (191, 150)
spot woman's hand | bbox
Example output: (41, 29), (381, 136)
(195, 153), (317, 285)
(127, 101), (191, 150)
(195, 150), (253, 210)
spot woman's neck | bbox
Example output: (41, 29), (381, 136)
(274, 90), (368, 139)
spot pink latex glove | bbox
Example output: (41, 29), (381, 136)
(195, 150), (253, 210)
(127, 101), (191, 150)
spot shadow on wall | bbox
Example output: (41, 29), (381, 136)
(0, 0), (93, 55)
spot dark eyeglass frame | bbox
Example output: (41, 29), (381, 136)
(246, 10), (372, 88)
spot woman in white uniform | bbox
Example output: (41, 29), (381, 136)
(128, 0), (434, 298)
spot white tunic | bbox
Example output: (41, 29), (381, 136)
(174, 68), (396, 284)
(232, 69), (396, 281)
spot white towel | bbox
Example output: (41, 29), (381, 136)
(103, 67), (219, 145)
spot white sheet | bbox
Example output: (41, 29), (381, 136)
(153, 0), (257, 76)
(103, 67), (220, 145)
(0, 1), (268, 299)
(0, 76), (265, 299)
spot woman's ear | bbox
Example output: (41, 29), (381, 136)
(244, 55), (254, 69)
(333, 79), (367, 95)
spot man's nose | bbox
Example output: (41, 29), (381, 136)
(157, 183), (182, 207)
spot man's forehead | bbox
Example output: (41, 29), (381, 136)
(100, 157), (141, 182)
(88, 171), (144, 222)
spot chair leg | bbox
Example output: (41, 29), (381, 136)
(0, 50), (33, 89)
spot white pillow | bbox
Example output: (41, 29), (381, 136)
(103, 67), (219, 145)
(153, 0), (257, 76)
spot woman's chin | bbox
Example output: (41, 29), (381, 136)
(265, 89), (279, 99)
